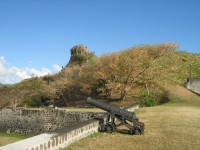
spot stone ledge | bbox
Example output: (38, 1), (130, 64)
(0, 119), (99, 150)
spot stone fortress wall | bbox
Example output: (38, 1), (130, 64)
(185, 78), (200, 95)
(0, 108), (104, 135)
(0, 120), (100, 150)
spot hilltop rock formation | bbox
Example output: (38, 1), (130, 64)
(67, 45), (94, 66)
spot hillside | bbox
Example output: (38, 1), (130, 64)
(0, 43), (199, 108)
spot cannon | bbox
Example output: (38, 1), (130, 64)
(86, 97), (144, 135)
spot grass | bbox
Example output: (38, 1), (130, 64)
(0, 132), (27, 146)
(64, 86), (200, 150)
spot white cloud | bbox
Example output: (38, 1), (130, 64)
(53, 64), (62, 72)
(0, 56), (53, 84)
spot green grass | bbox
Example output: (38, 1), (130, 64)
(0, 132), (27, 146)
(64, 86), (200, 150)
(165, 85), (200, 107)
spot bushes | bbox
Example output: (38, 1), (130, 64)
(71, 54), (87, 64)
(139, 91), (169, 107)
(26, 97), (41, 107)
(139, 92), (158, 107)
(25, 95), (51, 107)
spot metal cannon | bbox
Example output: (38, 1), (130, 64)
(86, 97), (144, 135)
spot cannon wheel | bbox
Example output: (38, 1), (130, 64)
(134, 128), (141, 135)
(130, 127), (141, 135)
(129, 129), (134, 135)
(106, 123), (114, 133)
(98, 123), (105, 132)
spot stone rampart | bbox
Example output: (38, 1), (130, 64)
(185, 78), (200, 95)
(0, 119), (99, 150)
(0, 108), (104, 135)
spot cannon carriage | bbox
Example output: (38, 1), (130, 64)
(86, 97), (144, 135)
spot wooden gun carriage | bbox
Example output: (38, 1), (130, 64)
(87, 98), (144, 135)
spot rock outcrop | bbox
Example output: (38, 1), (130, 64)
(67, 45), (94, 66)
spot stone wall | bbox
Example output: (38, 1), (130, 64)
(185, 78), (200, 95)
(0, 108), (104, 135)
(0, 120), (99, 150)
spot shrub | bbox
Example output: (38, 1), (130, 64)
(26, 97), (41, 107)
(139, 89), (170, 107)
(71, 54), (87, 64)
(139, 92), (158, 107)
(25, 95), (51, 107)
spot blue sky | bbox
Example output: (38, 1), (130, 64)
(0, 0), (200, 84)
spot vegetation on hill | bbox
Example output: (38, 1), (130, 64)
(0, 43), (199, 108)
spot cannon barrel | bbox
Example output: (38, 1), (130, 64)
(87, 97), (138, 121)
